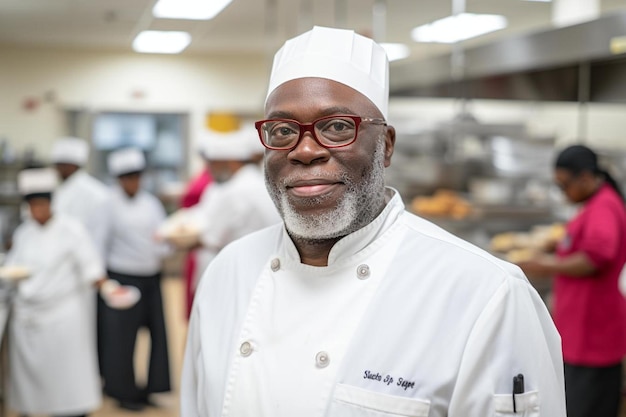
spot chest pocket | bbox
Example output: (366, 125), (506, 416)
(493, 391), (539, 417)
(329, 383), (431, 417)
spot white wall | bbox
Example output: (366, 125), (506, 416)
(0, 44), (271, 172)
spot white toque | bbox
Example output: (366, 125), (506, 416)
(50, 137), (89, 166)
(17, 168), (59, 196)
(107, 148), (146, 177)
(266, 26), (389, 119)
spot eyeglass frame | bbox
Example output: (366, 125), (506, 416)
(254, 114), (387, 151)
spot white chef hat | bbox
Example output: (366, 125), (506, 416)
(107, 148), (146, 177)
(50, 137), (89, 166)
(200, 127), (262, 161)
(266, 26), (389, 118)
(17, 168), (59, 197)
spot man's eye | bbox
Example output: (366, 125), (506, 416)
(270, 124), (297, 137)
(329, 121), (349, 131)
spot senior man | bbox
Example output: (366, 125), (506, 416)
(181, 26), (566, 417)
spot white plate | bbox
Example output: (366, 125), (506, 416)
(104, 285), (141, 310)
(0, 265), (31, 282)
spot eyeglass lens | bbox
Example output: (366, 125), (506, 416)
(260, 116), (358, 149)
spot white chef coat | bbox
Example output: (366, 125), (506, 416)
(181, 188), (566, 417)
(104, 185), (170, 275)
(0, 282), (10, 346)
(52, 169), (110, 257)
(5, 215), (104, 415)
(188, 163), (280, 286)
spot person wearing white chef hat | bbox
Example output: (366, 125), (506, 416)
(98, 147), (171, 411)
(3, 167), (131, 417)
(160, 128), (280, 297)
(50, 137), (110, 258)
(181, 26), (566, 417)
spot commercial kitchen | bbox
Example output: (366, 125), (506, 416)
(0, 0), (625, 416)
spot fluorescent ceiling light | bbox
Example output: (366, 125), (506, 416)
(411, 13), (508, 44)
(153, 0), (233, 20)
(381, 43), (410, 62)
(132, 31), (191, 54)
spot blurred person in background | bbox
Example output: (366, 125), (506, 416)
(178, 144), (213, 319)
(50, 137), (109, 257)
(5, 168), (127, 417)
(161, 128), (280, 293)
(517, 144), (626, 417)
(181, 26), (566, 417)
(98, 147), (171, 411)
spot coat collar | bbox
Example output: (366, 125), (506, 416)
(281, 187), (404, 267)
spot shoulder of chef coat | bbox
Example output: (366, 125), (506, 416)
(10, 214), (100, 257)
(53, 213), (106, 250)
(57, 170), (105, 201)
(74, 170), (110, 199)
(402, 210), (527, 280)
(109, 186), (165, 213)
(4, 221), (32, 262)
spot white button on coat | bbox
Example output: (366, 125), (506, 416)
(315, 351), (330, 368)
(270, 258), (280, 272)
(356, 264), (370, 280)
(240, 341), (253, 357)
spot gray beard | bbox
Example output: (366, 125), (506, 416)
(266, 139), (387, 241)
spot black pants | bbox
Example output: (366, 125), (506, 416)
(97, 271), (171, 402)
(564, 362), (622, 417)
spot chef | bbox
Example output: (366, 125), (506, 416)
(181, 26), (566, 417)
(98, 147), (171, 411)
(163, 128), (280, 291)
(4, 168), (124, 417)
(50, 136), (110, 256)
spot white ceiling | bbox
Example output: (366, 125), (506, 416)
(0, 0), (624, 61)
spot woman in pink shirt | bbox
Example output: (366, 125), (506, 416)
(518, 144), (626, 417)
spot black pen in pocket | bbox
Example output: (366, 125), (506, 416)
(512, 373), (525, 413)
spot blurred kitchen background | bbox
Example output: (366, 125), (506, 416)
(1, 0), (626, 415)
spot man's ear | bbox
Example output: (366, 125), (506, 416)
(383, 125), (396, 168)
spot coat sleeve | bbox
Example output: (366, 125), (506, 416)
(151, 197), (174, 259)
(3, 225), (25, 266)
(448, 276), (566, 416)
(72, 222), (106, 284)
(85, 194), (111, 260)
(180, 303), (204, 417)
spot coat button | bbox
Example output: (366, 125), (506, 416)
(315, 351), (330, 368)
(270, 258), (281, 272)
(240, 341), (253, 357)
(356, 264), (370, 280)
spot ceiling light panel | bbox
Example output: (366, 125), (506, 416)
(132, 30), (191, 54)
(411, 13), (508, 44)
(153, 0), (233, 20)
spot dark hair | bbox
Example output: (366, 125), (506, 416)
(555, 144), (624, 201)
(24, 192), (52, 201)
(117, 170), (142, 179)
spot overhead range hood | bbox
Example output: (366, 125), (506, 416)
(390, 9), (626, 102)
